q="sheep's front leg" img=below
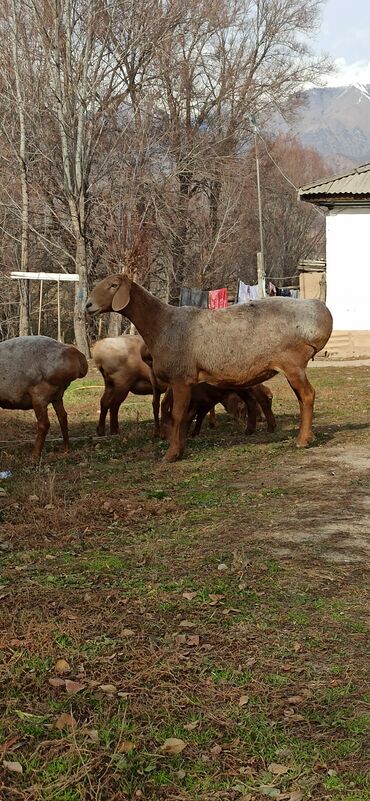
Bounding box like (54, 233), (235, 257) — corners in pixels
(236, 389), (257, 435)
(52, 399), (69, 452)
(160, 388), (173, 440)
(164, 384), (191, 462)
(152, 384), (162, 438)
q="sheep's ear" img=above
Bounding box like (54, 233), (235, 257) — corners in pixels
(112, 279), (130, 311)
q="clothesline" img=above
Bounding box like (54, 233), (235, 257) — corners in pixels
(179, 277), (301, 308)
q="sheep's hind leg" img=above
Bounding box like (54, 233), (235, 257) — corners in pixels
(164, 384), (191, 462)
(109, 391), (128, 435)
(97, 384), (116, 436)
(285, 367), (315, 447)
(52, 399), (69, 452)
(252, 387), (276, 432)
(31, 401), (50, 461)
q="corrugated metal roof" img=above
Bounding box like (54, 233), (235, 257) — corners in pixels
(299, 161), (370, 198)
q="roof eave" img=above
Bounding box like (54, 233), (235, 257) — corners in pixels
(299, 193), (370, 207)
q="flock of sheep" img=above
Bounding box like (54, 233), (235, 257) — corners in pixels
(0, 273), (333, 461)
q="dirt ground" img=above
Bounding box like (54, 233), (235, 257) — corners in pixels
(0, 363), (369, 801)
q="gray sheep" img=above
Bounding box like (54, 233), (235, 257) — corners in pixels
(0, 336), (88, 460)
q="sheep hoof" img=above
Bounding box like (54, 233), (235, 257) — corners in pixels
(296, 433), (314, 448)
(163, 450), (183, 462)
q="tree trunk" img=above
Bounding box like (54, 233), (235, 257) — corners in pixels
(18, 279), (29, 336)
(73, 235), (90, 356)
(11, 0), (30, 336)
(108, 313), (122, 337)
(169, 169), (192, 305)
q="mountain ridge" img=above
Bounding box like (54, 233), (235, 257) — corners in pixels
(274, 84), (370, 171)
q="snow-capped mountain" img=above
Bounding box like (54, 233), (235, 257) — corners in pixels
(275, 84), (370, 169)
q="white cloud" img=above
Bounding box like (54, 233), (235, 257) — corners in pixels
(320, 57), (370, 87)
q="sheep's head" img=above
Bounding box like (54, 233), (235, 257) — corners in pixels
(85, 274), (131, 316)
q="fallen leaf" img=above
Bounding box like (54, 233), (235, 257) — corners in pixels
(0, 735), (20, 755)
(85, 729), (100, 743)
(118, 740), (135, 753)
(208, 594), (225, 606)
(292, 642), (301, 653)
(176, 634), (187, 645)
(179, 620), (196, 629)
(217, 563), (228, 571)
(238, 695), (249, 707)
(283, 711), (305, 722)
(186, 635), (200, 647)
(210, 743), (222, 755)
(160, 737), (186, 755)
(286, 695), (304, 704)
(122, 628), (135, 637)
(327, 769), (337, 777)
(259, 785), (280, 798)
(268, 762), (290, 776)
(3, 760), (23, 774)
(64, 679), (85, 694)
(183, 721), (199, 731)
(177, 769), (186, 779)
(182, 592), (197, 601)
(117, 691), (129, 699)
(48, 677), (65, 688)
(55, 659), (70, 675)
(99, 684), (117, 694)
(55, 712), (76, 730)
(288, 792), (303, 801)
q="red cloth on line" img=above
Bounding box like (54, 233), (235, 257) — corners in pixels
(208, 288), (228, 309)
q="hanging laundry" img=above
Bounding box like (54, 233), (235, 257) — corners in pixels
(208, 287), (228, 309)
(267, 281), (277, 296)
(290, 289), (300, 299)
(237, 280), (259, 304)
(179, 287), (209, 308)
(276, 287), (292, 297)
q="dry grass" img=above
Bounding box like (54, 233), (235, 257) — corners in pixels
(0, 365), (369, 801)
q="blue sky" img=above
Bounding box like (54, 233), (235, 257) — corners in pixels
(314, 0), (370, 85)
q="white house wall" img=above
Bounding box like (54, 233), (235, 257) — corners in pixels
(326, 207), (370, 330)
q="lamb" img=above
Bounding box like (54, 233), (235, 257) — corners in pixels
(161, 382), (276, 439)
(86, 274), (333, 461)
(92, 334), (166, 437)
(0, 336), (88, 460)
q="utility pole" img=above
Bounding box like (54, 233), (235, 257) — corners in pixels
(250, 116), (266, 297)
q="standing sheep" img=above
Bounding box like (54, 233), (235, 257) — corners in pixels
(86, 274), (333, 461)
(92, 334), (166, 437)
(0, 336), (88, 460)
